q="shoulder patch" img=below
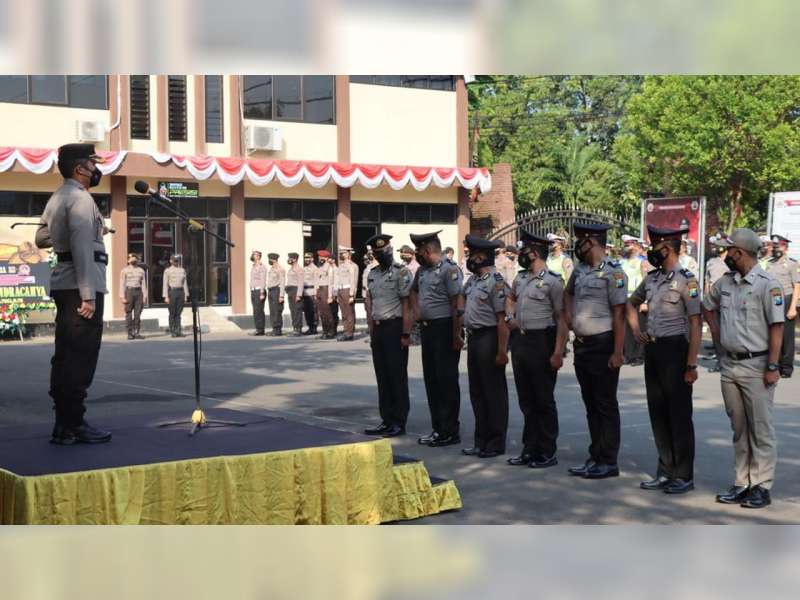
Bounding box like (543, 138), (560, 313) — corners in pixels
(687, 279), (699, 297)
(771, 287), (784, 306)
(612, 271), (625, 288)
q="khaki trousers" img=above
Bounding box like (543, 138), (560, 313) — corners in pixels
(720, 356), (777, 489)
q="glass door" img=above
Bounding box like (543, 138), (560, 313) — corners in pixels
(148, 221), (176, 305)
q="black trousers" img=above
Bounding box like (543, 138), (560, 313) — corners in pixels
(268, 286), (283, 332)
(331, 298), (340, 330)
(644, 336), (695, 480)
(286, 286), (303, 331)
(124, 287), (143, 336)
(50, 290), (104, 427)
(251, 289), (266, 333)
(371, 318), (410, 427)
(781, 294), (795, 376)
(467, 326), (508, 453)
(302, 292), (317, 331)
(573, 331), (621, 465)
(420, 318), (462, 437)
(510, 327), (559, 457)
(623, 311), (646, 363)
(167, 288), (185, 335)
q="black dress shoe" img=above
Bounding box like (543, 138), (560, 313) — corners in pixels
(716, 485), (750, 504)
(337, 335), (354, 342)
(418, 431), (438, 445)
(175, 333), (185, 338)
(134, 334), (145, 340)
(478, 450), (503, 458)
(740, 485), (771, 509)
(127, 334), (135, 340)
(381, 425), (406, 438)
(507, 452), (534, 466)
(52, 421), (112, 445)
(664, 478), (694, 494)
(461, 447), (482, 456)
(428, 434), (461, 447)
(529, 455), (558, 469)
(780, 372), (792, 379)
(288, 331), (302, 337)
(364, 423), (390, 435)
(248, 331), (265, 336)
(584, 463), (620, 479)
(568, 460), (595, 476)
(50, 423), (78, 445)
(640, 475), (671, 490)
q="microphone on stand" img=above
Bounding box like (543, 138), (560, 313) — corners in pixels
(134, 180), (174, 204)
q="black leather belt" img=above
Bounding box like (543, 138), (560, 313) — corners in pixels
(518, 326), (556, 336)
(574, 331), (613, 344)
(727, 350), (768, 360)
(467, 326), (496, 336)
(648, 334), (686, 343)
(419, 317), (453, 327)
(56, 251), (108, 265)
(374, 317), (402, 326)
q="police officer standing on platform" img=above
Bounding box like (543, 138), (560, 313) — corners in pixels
(363, 234), (414, 438)
(285, 252), (305, 336)
(301, 252), (318, 335)
(162, 254), (188, 337)
(703, 228), (784, 509)
(266, 253), (285, 336)
(627, 225), (702, 494)
(120, 252), (148, 340)
(461, 234), (510, 458)
(505, 231), (567, 468)
(765, 234), (799, 378)
(35, 143), (111, 445)
(564, 223), (627, 479)
(248, 250), (267, 336)
(411, 230), (464, 448)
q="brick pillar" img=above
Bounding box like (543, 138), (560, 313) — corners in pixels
(336, 186), (351, 249)
(469, 163), (514, 240)
(110, 175), (128, 319)
(230, 182), (246, 314)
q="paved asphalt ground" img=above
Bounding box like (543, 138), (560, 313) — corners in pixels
(2, 329), (799, 524)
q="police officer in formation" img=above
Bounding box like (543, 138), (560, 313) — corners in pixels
(363, 234), (414, 438)
(248, 250), (267, 336)
(301, 252), (318, 335)
(563, 223), (627, 479)
(266, 253), (285, 336)
(627, 225), (701, 494)
(120, 252), (148, 340)
(704, 235), (731, 372)
(315, 250), (336, 339)
(411, 230), (464, 448)
(620, 234), (649, 366)
(765, 234), (799, 378)
(335, 246), (359, 341)
(461, 234), (511, 458)
(504, 231), (567, 468)
(703, 228), (785, 509)
(285, 252), (305, 337)
(162, 254), (188, 337)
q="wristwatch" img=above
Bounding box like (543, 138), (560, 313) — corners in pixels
(766, 363), (780, 372)
(504, 315), (514, 323)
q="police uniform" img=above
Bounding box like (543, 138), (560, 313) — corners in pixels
(302, 252), (319, 334)
(162, 258), (188, 337)
(411, 230), (464, 446)
(621, 235), (647, 365)
(363, 234), (414, 437)
(462, 235), (510, 457)
(765, 234), (799, 377)
(703, 228), (785, 507)
(266, 253), (285, 336)
(315, 252), (336, 339)
(36, 143), (111, 444)
(507, 232), (565, 466)
(629, 225), (701, 492)
(249, 256), (267, 335)
(335, 247), (359, 341)
(705, 246), (731, 367)
(120, 258), (148, 339)
(565, 223), (628, 477)
(285, 252), (305, 336)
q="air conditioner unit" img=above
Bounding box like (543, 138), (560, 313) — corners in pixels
(76, 119), (106, 143)
(245, 124), (282, 152)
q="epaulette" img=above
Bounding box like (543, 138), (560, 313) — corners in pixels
(607, 259), (621, 269)
(647, 268), (660, 276)
(493, 272), (504, 281)
(724, 271), (736, 277)
(680, 268), (696, 279)
(548, 270), (560, 278)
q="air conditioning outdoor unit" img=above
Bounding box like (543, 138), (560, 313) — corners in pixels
(76, 119), (106, 142)
(245, 124), (282, 152)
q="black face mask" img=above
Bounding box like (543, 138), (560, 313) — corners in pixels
(318, 259), (326, 266)
(574, 240), (593, 264)
(724, 252), (738, 271)
(647, 248), (667, 269)
(774, 249), (784, 259)
(376, 250), (393, 268)
(414, 252), (427, 267)
(518, 252), (532, 270)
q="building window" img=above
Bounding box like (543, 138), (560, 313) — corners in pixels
(0, 75), (108, 108)
(129, 75), (150, 139)
(205, 75), (224, 143)
(244, 198), (272, 219)
(168, 75), (188, 141)
(302, 200), (336, 221)
(351, 201), (457, 224)
(242, 75), (335, 124)
(351, 202), (380, 224)
(380, 203), (405, 223)
(349, 75), (456, 91)
(273, 199), (302, 220)
(0, 191), (110, 217)
(430, 204), (457, 223)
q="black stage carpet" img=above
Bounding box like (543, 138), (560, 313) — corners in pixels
(0, 409), (375, 477)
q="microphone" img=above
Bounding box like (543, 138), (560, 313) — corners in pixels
(134, 180), (173, 203)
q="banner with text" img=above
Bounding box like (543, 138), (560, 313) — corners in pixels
(769, 192), (800, 261)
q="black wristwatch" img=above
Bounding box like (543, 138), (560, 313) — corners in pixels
(767, 363), (780, 372)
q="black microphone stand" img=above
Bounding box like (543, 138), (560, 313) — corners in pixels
(139, 191), (245, 436)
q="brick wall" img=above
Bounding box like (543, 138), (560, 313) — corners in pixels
(470, 163), (514, 238)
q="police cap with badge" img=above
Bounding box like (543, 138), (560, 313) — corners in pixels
(410, 230), (443, 248)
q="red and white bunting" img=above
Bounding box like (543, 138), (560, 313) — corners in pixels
(0, 147), (127, 175)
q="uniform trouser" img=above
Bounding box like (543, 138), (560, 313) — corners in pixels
(420, 318), (461, 438)
(268, 286), (283, 332)
(167, 288), (185, 335)
(371, 317), (410, 427)
(644, 335), (695, 480)
(331, 297), (340, 329)
(302, 291), (317, 331)
(510, 327), (558, 457)
(50, 290), (104, 427)
(317, 286), (335, 336)
(124, 287), (144, 336)
(720, 356), (777, 490)
(573, 331), (621, 465)
(623, 311), (646, 363)
(286, 286), (303, 331)
(337, 289), (355, 336)
(780, 294), (795, 376)
(467, 326), (508, 453)
(251, 289), (266, 333)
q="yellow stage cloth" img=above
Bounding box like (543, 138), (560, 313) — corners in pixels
(0, 439), (460, 525)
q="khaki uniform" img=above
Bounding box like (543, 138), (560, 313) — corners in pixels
(250, 263), (267, 334)
(704, 266), (785, 490)
(285, 263), (305, 333)
(336, 260), (359, 337)
(267, 263), (285, 334)
(162, 265), (188, 336)
(302, 262), (318, 333)
(120, 264), (148, 337)
(765, 255), (799, 376)
(316, 262), (335, 337)
(621, 256), (647, 364)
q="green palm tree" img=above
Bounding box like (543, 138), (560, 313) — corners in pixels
(529, 135), (602, 206)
